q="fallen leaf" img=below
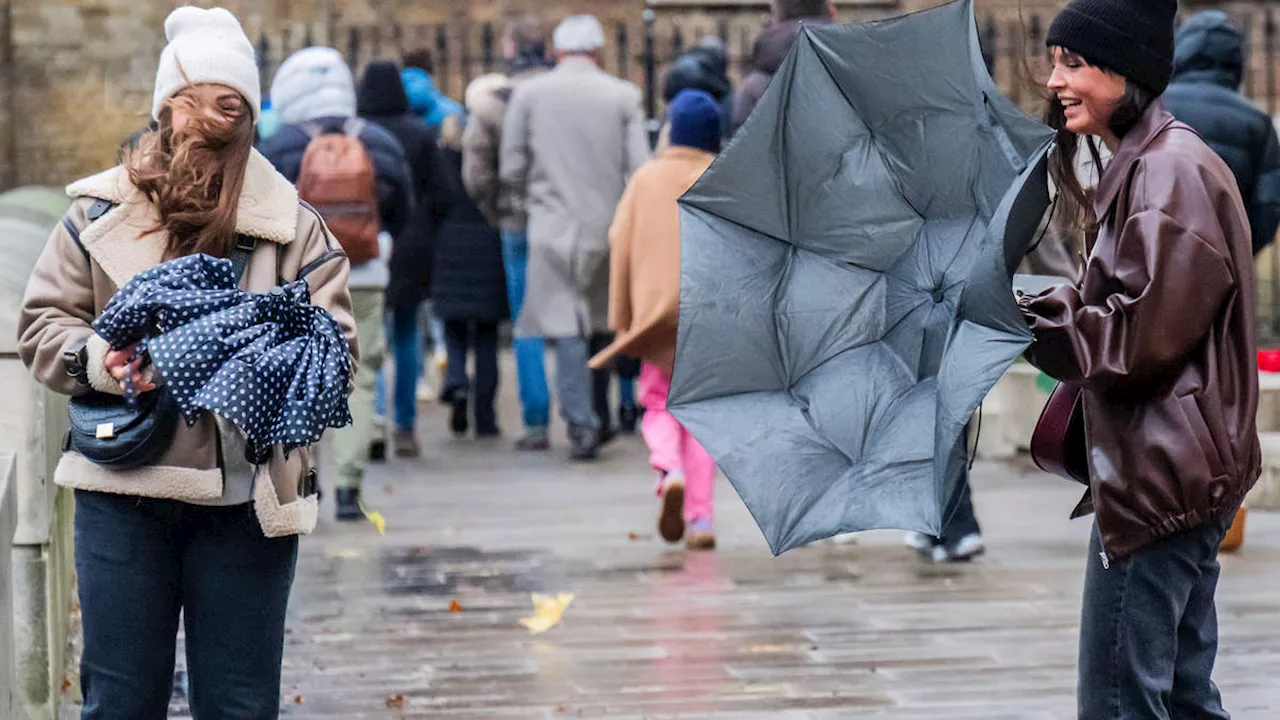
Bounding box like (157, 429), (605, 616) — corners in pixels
(383, 484), (394, 494)
(293, 695), (303, 704)
(519, 593), (575, 634)
(327, 548), (365, 560)
(627, 532), (652, 542)
(386, 693), (406, 709)
(61, 676), (72, 692)
(448, 600), (463, 613)
(358, 500), (387, 535)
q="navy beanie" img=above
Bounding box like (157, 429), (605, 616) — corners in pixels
(668, 89), (722, 153)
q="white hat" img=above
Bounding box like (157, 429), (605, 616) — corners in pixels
(269, 47), (357, 126)
(553, 15), (606, 53)
(152, 7), (261, 123)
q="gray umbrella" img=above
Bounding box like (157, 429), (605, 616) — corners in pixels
(668, 0), (1055, 555)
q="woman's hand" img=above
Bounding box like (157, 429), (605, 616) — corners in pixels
(104, 343), (158, 394)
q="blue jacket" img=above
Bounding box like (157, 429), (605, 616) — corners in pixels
(401, 68), (464, 130)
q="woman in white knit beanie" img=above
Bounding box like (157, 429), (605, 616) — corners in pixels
(17, 7), (356, 718)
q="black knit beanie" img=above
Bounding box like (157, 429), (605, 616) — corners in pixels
(1046, 0), (1178, 95)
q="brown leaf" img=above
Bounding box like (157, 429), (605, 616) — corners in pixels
(383, 484), (394, 494)
(628, 532), (652, 542)
(386, 693), (407, 709)
(448, 600), (463, 613)
(293, 695), (303, 704)
(61, 676), (72, 692)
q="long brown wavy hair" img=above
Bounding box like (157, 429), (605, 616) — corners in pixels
(124, 85), (255, 259)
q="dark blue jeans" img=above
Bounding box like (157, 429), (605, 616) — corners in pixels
(75, 490), (298, 720)
(374, 304), (422, 431)
(443, 319), (501, 429)
(1078, 517), (1232, 719)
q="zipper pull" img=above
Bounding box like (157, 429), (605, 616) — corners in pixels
(1099, 551), (1110, 570)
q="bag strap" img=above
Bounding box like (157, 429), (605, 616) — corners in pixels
(229, 235), (258, 283)
(62, 199), (118, 263)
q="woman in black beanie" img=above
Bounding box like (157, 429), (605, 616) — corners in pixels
(1019, 0), (1259, 716)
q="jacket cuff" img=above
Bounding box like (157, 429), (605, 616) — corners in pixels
(85, 335), (124, 396)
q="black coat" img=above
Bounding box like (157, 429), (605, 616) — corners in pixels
(431, 143), (509, 322)
(1163, 11), (1280, 255)
(358, 61), (448, 309)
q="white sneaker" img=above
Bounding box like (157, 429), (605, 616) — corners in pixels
(903, 531), (933, 553)
(933, 533), (986, 563)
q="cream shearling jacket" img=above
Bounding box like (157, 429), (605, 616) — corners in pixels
(17, 149), (358, 537)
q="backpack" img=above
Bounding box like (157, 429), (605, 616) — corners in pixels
(295, 119), (381, 265)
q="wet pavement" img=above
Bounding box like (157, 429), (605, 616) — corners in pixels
(69, 363), (1280, 718)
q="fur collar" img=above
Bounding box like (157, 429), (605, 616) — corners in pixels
(65, 149), (299, 245)
(63, 149), (299, 289)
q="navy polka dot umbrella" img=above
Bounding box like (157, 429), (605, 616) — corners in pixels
(94, 254), (353, 459)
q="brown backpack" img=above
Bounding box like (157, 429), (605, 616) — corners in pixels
(296, 119), (381, 264)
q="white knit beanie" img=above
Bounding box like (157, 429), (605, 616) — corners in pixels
(152, 7), (261, 123)
(553, 15), (606, 54)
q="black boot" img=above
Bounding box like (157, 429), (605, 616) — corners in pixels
(569, 425), (600, 461)
(335, 488), (362, 522)
(619, 403), (640, 434)
(474, 401), (500, 438)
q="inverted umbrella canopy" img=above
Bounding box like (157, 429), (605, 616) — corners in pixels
(94, 254), (353, 457)
(668, 0), (1055, 554)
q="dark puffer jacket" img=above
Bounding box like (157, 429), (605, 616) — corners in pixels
(1163, 10), (1280, 255)
(358, 61), (448, 309)
(431, 117), (509, 323)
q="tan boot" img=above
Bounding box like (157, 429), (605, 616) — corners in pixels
(685, 519), (716, 551)
(657, 476), (686, 543)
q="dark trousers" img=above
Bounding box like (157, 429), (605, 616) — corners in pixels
(1078, 518), (1232, 719)
(590, 332), (614, 433)
(443, 320), (501, 430)
(938, 472), (981, 544)
(75, 490), (298, 720)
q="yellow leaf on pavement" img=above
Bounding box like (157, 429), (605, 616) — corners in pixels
(519, 593), (575, 634)
(358, 501), (387, 535)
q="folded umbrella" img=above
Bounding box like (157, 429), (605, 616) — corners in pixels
(94, 254), (353, 458)
(668, 0), (1055, 554)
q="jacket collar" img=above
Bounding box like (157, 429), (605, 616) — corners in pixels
(1092, 100), (1177, 223)
(555, 56), (603, 74)
(661, 146), (716, 164)
(63, 149), (299, 288)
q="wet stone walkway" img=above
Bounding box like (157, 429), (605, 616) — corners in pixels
(73, 369), (1280, 718)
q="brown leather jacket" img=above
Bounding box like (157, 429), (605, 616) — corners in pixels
(1024, 100), (1260, 562)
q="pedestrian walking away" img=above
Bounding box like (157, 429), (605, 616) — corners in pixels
(433, 108), (510, 439)
(463, 13), (554, 451)
(261, 46), (415, 522)
(499, 14), (650, 461)
(1162, 9), (1280, 256)
(732, 0), (835, 136)
(358, 60), (449, 459)
(590, 89), (721, 549)
(17, 7), (357, 717)
(1020, 0), (1260, 715)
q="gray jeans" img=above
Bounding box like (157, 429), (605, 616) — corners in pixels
(1078, 517), (1233, 719)
(551, 336), (600, 432)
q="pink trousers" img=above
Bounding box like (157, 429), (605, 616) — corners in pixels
(640, 362), (716, 523)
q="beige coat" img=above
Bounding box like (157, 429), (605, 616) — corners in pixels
(18, 149), (357, 538)
(590, 147), (714, 374)
(499, 57), (651, 338)
(461, 69), (546, 231)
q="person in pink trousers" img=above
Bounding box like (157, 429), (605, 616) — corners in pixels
(590, 90), (721, 549)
